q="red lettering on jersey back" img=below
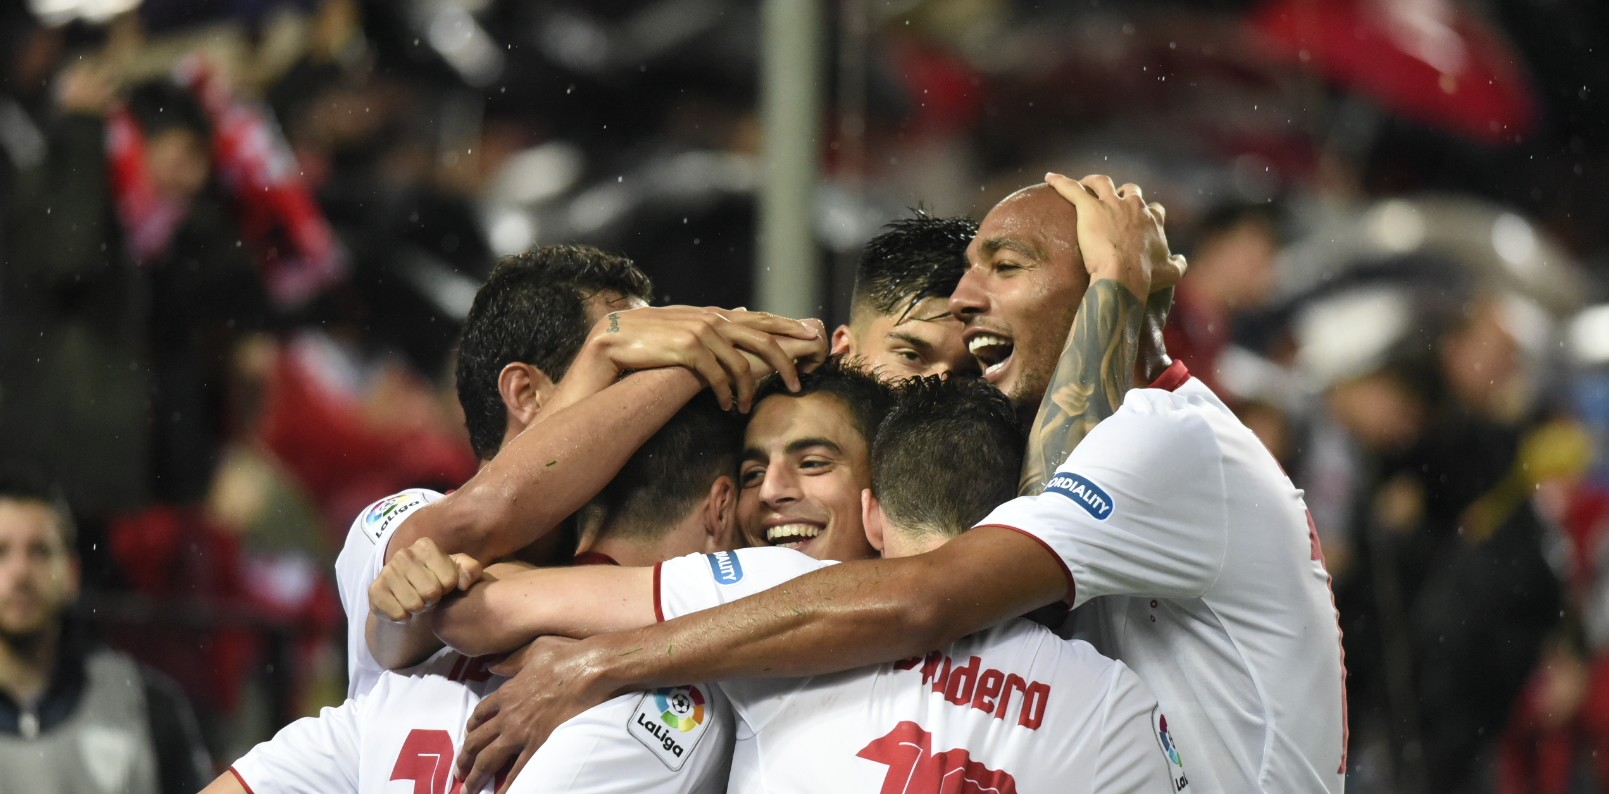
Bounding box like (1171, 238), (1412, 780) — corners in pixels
(858, 721), (1018, 794)
(905, 651), (1051, 730)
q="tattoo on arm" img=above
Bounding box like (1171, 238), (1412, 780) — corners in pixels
(1018, 279), (1146, 495)
(606, 313), (621, 334)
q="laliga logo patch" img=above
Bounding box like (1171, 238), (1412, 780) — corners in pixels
(629, 685), (712, 770)
(707, 551), (744, 585)
(1046, 473), (1114, 520)
(1153, 708), (1189, 791)
(361, 491), (431, 543)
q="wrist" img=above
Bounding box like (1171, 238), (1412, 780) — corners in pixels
(576, 634), (636, 700)
(1087, 264), (1148, 301)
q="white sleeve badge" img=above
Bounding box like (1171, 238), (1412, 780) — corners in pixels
(628, 685), (713, 771)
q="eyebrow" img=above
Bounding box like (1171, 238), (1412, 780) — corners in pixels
(978, 236), (1045, 262)
(884, 331), (934, 351)
(740, 437), (845, 463)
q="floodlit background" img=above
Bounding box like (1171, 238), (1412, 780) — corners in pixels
(2, 1), (1608, 791)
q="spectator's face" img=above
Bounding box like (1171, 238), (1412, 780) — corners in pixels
(145, 128), (211, 202)
(837, 296), (977, 381)
(0, 500), (77, 643)
(951, 185), (1087, 409)
(737, 392), (877, 562)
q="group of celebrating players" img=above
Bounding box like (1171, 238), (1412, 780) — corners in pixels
(202, 173), (1347, 793)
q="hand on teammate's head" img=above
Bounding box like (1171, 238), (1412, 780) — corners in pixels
(1043, 173), (1178, 298)
(582, 305), (825, 412)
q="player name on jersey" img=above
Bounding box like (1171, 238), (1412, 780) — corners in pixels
(895, 650), (1051, 729)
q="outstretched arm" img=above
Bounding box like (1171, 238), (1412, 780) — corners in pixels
(432, 563), (656, 657)
(388, 308), (825, 567)
(456, 525), (1067, 791)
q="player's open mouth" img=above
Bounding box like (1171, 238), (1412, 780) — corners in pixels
(766, 523), (822, 549)
(967, 334), (1014, 382)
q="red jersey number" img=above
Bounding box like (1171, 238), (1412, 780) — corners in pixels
(858, 720), (1018, 794)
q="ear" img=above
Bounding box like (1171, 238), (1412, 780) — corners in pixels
(830, 324), (856, 356)
(861, 488), (885, 554)
(702, 475), (741, 551)
(498, 362), (557, 432)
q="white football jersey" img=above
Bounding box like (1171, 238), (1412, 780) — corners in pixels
(335, 488), (445, 698)
(657, 547), (1188, 793)
(979, 368), (1348, 793)
(232, 648), (734, 793)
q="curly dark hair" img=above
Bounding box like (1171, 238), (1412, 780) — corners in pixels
(455, 245), (654, 459)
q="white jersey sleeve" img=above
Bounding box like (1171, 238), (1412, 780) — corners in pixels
(655, 547), (832, 620)
(977, 388), (1230, 608)
(230, 696), (362, 794)
(334, 488), (446, 697)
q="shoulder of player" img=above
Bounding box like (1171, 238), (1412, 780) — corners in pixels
(968, 619), (1123, 677)
(344, 488), (446, 547)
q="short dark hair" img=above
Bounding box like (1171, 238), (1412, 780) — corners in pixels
(753, 356), (899, 449)
(0, 469), (76, 547)
(872, 376), (1025, 537)
(851, 211), (977, 323)
(594, 394), (744, 540)
(455, 244), (655, 459)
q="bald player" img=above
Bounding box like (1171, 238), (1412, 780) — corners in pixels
(457, 175), (1346, 794)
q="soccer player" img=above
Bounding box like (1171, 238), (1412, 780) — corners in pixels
(828, 211), (979, 380)
(729, 359), (895, 559)
(437, 376), (1189, 792)
(457, 175), (1346, 794)
(205, 397), (746, 793)
(334, 244), (825, 695)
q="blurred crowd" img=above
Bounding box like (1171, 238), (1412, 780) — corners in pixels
(2, 0), (1608, 791)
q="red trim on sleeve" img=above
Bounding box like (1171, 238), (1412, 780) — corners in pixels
(652, 562), (666, 623)
(977, 524), (1077, 606)
(1148, 360), (1190, 392)
(227, 767), (258, 794)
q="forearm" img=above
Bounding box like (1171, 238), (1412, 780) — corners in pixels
(367, 612), (443, 670)
(1137, 287), (1176, 384)
(405, 367), (702, 562)
(1018, 277), (1147, 495)
(435, 564), (654, 656)
(574, 529), (1064, 695)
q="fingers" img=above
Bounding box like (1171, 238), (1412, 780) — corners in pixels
(1044, 172), (1098, 210)
(709, 307), (821, 340)
(458, 698), (501, 785)
(497, 746), (539, 794)
(696, 323), (757, 412)
(1153, 254), (1188, 291)
(1117, 183), (1144, 203)
(1148, 201), (1167, 227)
(1080, 174), (1119, 200)
(713, 322), (801, 393)
(450, 553), (484, 591)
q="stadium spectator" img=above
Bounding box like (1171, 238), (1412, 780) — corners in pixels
(0, 472), (210, 794)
